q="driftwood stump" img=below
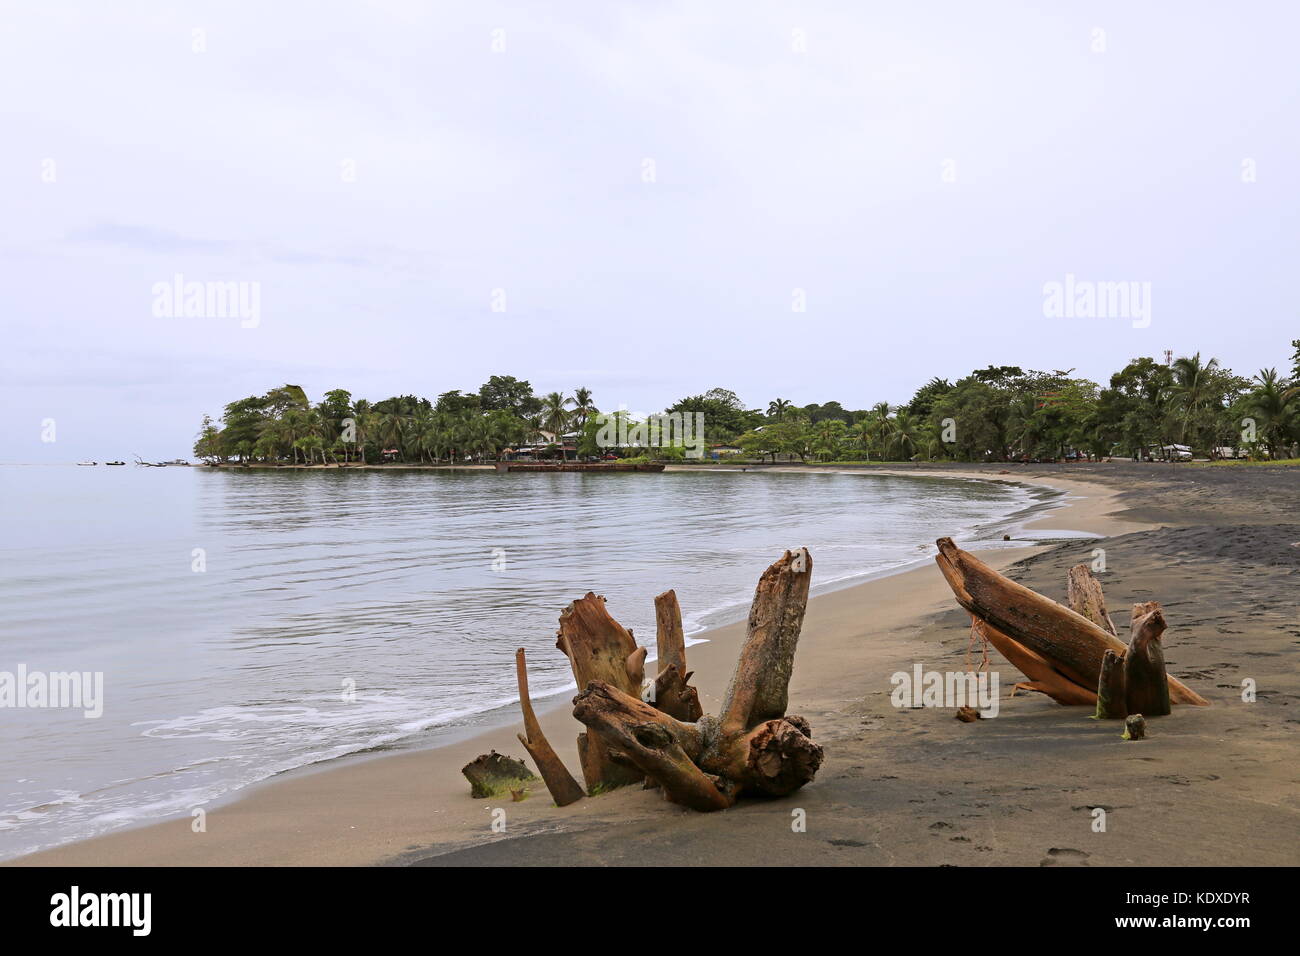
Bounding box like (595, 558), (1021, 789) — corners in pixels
(1124, 602), (1171, 717)
(572, 549), (823, 811)
(1095, 649), (1127, 719)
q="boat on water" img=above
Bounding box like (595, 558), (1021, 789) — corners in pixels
(105, 461), (125, 466)
(76, 461), (97, 466)
(493, 461), (666, 473)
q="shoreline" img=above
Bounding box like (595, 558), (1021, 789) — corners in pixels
(9, 469), (1132, 866)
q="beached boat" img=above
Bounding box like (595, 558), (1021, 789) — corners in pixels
(493, 461), (665, 473)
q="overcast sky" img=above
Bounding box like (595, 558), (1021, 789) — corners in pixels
(2, 1), (1296, 459)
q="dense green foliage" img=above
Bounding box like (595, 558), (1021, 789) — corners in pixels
(196, 348), (1300, 464)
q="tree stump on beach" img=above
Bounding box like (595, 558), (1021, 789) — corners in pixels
(1123, 602), (1171, 717)
(1094, 649), (1127, 719)
(572, 549), (823, 811)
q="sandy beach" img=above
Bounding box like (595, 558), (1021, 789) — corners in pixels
(12, 464), (1297, 867)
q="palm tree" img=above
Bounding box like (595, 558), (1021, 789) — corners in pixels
(1170, 352), (1221, 445)
(1247, 368), (1297, 458)
(812, 419), (845, 461)
(767, 398), (792, 421)
(572, 387), (597, 430)
(850, 419), (872, 460)
(540, 392), (574, 459)
(409, 409), (439, 463)
(889, 410), (922, 461)
(869, 402), (893, 458)
(350, 399), (372, 463)
(376, 408), (411, 459)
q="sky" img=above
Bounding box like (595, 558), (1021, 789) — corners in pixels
(2, 1), (1297, 460)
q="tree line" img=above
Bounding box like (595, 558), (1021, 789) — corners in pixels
(194, 344), (1300, 464)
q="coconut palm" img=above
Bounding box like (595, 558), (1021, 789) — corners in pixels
(869, 402), (893, 458)
(540, 391), (574, 457)
(375, 408), (411, 459)
(1169, 352), (1221, 444)
(850, 419), (873, 459)
(889, 410), (922, 461)
(1247, 368), (1298, 457)
(572, 387), (597, 430)
(767, 398), (792, 421)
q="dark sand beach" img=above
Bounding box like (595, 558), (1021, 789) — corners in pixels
(12, 463), (1298, 867)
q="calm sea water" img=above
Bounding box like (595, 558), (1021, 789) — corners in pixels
(0, 465), (1058, 858)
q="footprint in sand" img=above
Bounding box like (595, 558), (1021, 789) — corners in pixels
(1040, 847), (1090, 867)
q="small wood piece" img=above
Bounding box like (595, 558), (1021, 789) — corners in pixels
(461, 750), (538, 799)
(515, 648), (585, 806)
(1122, 714), (1147, 740)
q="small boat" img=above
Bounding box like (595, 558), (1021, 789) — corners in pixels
(76, 461), (97, 466)
(105, 461), (125, 466)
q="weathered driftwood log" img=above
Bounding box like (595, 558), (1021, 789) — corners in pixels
(934, 538), (1207, 706)
(1124, 602), (1171, 717)
(461, 750), (538, 799)
(1066, 564), (1117, 636)
(652, 589), (703, 722)
(1095, 649), (1128, 719)
(515, 648), (585, 806)
(974, 616), (1096, 706)
(556, 593), (645, 792)
(572, 549), (823, 811)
